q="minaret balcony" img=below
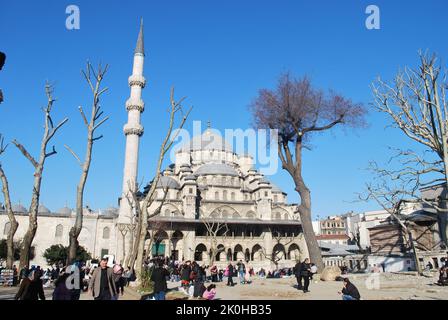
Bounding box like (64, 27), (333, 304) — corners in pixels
(126, 98), (145, 112)
(123, 123), (144, 136)
(128, 74), (146, 88)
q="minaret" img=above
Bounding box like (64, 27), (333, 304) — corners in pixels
(118, 19), (146, 225)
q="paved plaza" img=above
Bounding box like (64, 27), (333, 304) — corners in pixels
(3, 272), (444, 301)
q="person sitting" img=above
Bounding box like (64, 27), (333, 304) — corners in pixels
(202, 284), (217, 300)
(338, 278), (361, 300)
(438, 267), (448, 286)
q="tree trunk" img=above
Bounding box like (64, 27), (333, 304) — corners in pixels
(292, 139), (324, 272)
(68, 133), (93, 264)
(0, 165), (19, 269)
(408, 231), (422, 275)
(19, 163), (44, 270)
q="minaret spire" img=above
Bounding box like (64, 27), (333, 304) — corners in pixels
(135, 18), (144, 56)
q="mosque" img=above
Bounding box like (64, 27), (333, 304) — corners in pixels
(0, 21), (307, 270)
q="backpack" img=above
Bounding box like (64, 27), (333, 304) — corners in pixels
(224, 267), (229, 277)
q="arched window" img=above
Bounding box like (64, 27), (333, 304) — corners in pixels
(103, 227), (110, 239)
(215, 191), (219, 200)
(164, 209), (170, 216)
(274, 195), (278, 202)
(3, 222), (11, 235)
(231, 192), (235, 201)
(55, 224), (63, 238)
(223, 190), (228, 201)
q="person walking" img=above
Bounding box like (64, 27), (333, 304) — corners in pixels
(338, 278), (361, 300)
(150, 260), (170, 300)
(294, 260), (303, 290)
(245, 263), (252, 284)
(210, 265), (218, 282)
(226, 263), (234, 286)
(112, 264), (125, 299)
(14, 270), (46, 300)
(88, 258), (117, 300)
(300, 258), (312, 293)
(237, 260), (246, 284)
(52, 269), (71, 300)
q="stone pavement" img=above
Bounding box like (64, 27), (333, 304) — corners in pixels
(2, 272), (447, 300)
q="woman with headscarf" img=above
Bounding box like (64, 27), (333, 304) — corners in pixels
(15, 270), (46, 300)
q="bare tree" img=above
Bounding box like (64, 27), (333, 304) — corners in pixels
(126, 182), (168, 274)
(201, 215), (229, 265)
(259, 226), (297, 270)
(250, 73), (365, 271)
(360, 178), (423, 275)
(126, 88), (191, 280)
(371, 52), (448, 247)
(65, 62), (109, 264)
(0, 134), (18, 268)
(12, 84), (68, 269)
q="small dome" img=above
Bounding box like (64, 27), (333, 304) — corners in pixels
(12, 204), (27, 213)
(57, 206), (72, 215)
(156, 176), (180, 189)
(38, 204), (51, 213)
(194, 163), (239, 177)
(102, 207), (119, 216)
(184, 174), (197, 181)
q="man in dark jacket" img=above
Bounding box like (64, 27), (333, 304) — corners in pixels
(294, 261), (303, 290)
(300, 258), (311, 293)
(150, 260), (170, 300)
(339, 278), (361, 300)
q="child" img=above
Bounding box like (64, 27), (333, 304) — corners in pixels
(202, 284), (217, 300)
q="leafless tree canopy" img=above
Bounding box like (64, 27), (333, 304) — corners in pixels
(12, 83), (68, 269)
(251, 73), (366, 148)
(250, 72), (365, 271)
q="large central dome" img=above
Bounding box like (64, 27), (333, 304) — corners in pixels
(180, 129), (233, 153)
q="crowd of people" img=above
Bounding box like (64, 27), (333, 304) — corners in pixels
(6, 258), (135, 300)
(4, 253), (448, 300)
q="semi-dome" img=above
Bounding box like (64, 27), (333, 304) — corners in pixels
(38, 204), (51, 213)
(156, 176), (180, 189)
(101, 207), (119, 216)
(57, 206), (72, 215)
(180, 129), (233, 153)
(194, 163), (239, 176)
(12, 204), (27, 213)
(184, 174), (197, 181)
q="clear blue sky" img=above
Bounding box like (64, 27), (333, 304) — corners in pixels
(0, 0), (447, 219)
